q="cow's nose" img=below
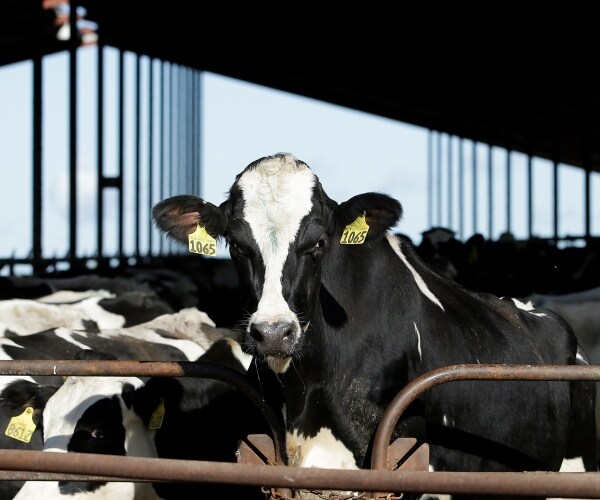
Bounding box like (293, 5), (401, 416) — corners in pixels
(249, 321), (295, 354)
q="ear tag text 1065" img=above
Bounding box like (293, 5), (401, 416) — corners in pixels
(5, 407), (36, 443)
(188, 224), (217, 257)
(340, 212), (369, 245)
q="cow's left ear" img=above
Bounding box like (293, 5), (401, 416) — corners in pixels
(333, 193), (402, 239)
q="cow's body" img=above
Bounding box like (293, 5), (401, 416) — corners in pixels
(153, 153), (597, 498)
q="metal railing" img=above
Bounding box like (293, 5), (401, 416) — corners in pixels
(0, 361), (599, 498)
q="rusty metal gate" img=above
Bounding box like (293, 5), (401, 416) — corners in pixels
(1, 361), (599, 499)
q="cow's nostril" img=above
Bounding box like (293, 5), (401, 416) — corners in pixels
(249, 324), (265, 342)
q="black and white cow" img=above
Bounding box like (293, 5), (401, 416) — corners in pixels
(0, 287), (174, 336)
(12, 350), (161, 500)
(153, 153), (597, 498)
(12, 339), (281, 499)
(0, 379), (59, 499)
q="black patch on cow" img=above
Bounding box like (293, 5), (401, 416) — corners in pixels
(319, 284), (347, 327)
(58, 396), (126, 494)
(81, 319), (100, 333)
(99, 293), (174, 327)
(74, 349), (117, 361)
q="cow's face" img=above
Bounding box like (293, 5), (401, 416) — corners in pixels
(225, 155), (335, 371)
(153, 153), (401, 373)
(13, 373), (159, 499)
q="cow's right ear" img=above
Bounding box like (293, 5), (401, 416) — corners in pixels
(152, 195), (227, 245)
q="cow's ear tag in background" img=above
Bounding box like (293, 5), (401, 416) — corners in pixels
(340, 212), (369, 245)
(5, 407), (36, 443)
(149, 398), (165, 430)
(188, 224), (217, 257)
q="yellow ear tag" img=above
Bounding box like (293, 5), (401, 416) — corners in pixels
(340, 212), (369, 245)
(148, 398), (165, 430)
(5, 407), (36, 443)
(188, 224), (217, 257)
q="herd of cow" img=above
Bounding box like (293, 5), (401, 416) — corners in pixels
(0, 152), (598, 500)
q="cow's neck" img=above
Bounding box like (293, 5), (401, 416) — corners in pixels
(278, 234), (426, 467)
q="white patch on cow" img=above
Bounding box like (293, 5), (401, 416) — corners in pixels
(576, 348), (589, 364)
(13, 476), (159, 499)
(511, 297), (535, 310)
(0, 295), (125, 336)
(443, 414), (449, 426)
(414, 322), (422, 361)
(510, 297), (548, 317)
(558, 456), (585, 472)
(14, 375), (160, 499)
(54, 327), (91, 350)
(37, 289), (114, 304)
(386, 234), (444, 311)
(238, 154), (315, 333)
(267, 356), (292, 374)
(287, 427), (358, 469)
(225, 338), (253, 371)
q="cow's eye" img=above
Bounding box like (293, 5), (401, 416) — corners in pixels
(90, 428), (104, 439)
(311, 239), (325, 256)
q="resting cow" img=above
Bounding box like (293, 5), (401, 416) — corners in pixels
(153, 152), (597, 499)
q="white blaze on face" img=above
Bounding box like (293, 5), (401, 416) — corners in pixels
(238, 154), (316, 329)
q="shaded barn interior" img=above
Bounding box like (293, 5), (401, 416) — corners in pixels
(1, 1), (599, 323)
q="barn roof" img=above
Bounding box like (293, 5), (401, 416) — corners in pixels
(3, 1), (598, 173)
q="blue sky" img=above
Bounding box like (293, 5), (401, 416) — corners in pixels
(0, 46), (598, 268)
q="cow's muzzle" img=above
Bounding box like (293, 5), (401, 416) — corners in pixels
(248, 320), (297, 357)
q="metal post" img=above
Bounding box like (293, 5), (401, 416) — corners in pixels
(96, 43), (104, 259)
(68, 0), (78, 264)
(32, 55), (43, 272)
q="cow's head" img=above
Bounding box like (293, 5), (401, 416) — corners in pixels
(153, 153), (401, 372)
(13, 350), (159, 499)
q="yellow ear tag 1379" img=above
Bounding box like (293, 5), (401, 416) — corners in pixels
(149, 398), (165, 430)
(5, 407), (36, 443)
(188, 224), (217, 257)
(340, 212), (369, 245)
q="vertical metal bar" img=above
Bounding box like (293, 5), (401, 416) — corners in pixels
(96, 43), (104, 260)
(69, 1), (78, 262)
(527, 154), (533, 238)
(584, 169), (591, 240)
(169, 64), (175, 253)
(117, 50), (125, 258)
(192, 70), (198, 194)
(32, 56), (43, 272)
(437, 132), (442, 226)
(447, 135), (453, 229)
(427, 130), (433, 228)
(506, 150), (512, 235)
(148, 58), (154, 255)
(487, 144), (493, 239)
(159, 62), (165, 254)
(197, 71), (203, 197)
(458, 137), (464, 240)
(553, 160), (559, 240)
(134, 54), (141, 257)
(472, 141), (478, 234)
(188, 68), (192, 193)
(169, 65), (174, 200)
